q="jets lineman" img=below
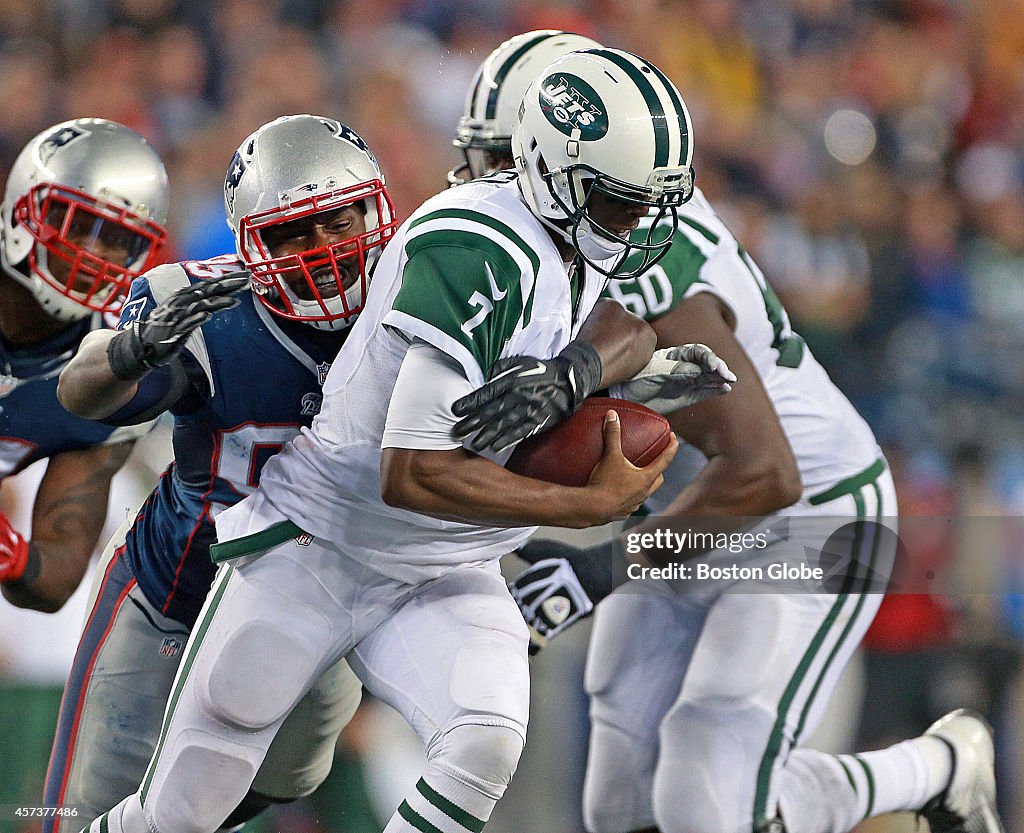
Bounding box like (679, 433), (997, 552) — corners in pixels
(83, 49), (699, 833)
(509, 97), (1004, 833)
(53, 115), (389, 831)
(447, 29), (1004, 833)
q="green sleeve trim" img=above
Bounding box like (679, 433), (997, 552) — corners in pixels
(395, 229), (530, 374)
(409, 208), (541, 274)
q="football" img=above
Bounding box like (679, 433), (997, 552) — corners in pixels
(505, 397), (673, 487)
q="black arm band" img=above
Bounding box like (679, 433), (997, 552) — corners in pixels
(560, 341), (603, 406)
(106, 326), (151, 381)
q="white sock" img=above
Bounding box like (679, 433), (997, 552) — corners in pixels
(777, 738), (951, 833)
(86, 795), (146, 833)
(383, 762), (500, 833)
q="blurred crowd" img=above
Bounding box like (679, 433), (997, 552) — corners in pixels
(2, 0), (1024, 830)
(2, 0), (1022, 466)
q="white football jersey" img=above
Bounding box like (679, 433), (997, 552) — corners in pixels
(218, 175), (609, 582)
(602, 187), (881, 503)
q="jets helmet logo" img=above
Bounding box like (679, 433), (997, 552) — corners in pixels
(539, 74), (608, 140)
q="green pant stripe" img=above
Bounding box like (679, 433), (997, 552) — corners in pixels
(398, 800), (446, 833)
(852, 754), (876, 818)
(808, 459), (885, 505)
(837, 758), (857, 794)
(750, 489), (873, 827)
(416, 778), (486, 832)
(141, 564), (234, 801)
(792, 484), (886, 745)
(99, 813), (109, 833)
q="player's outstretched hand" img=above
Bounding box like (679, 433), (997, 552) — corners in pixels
(610, 344), (735, 414)
(582, 410), (677, 524)
(107, 272), (251, 380)
(511, 556), (595, 654)
(451, 342), (603, 453)
(511, 538), (616, 654)
(0, 510), (29, 585)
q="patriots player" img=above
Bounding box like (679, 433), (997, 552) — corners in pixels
(80, 49), (706, 833)
(0, 118), (169, 613)
(457, 34), (1004, 833)
(48, 115), (388, 831)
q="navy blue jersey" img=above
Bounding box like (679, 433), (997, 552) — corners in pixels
(0, 312), (143, 478)
(115, 254), (345, 626)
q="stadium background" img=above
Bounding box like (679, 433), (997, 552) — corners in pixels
(1, 0), (1024, 831)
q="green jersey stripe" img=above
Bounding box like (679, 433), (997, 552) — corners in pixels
(410, 208), (541, 275)
(591, 49), (669, 168)
(416, 778), (487, 832)
(679, 215), (720, 246)
(397, 801), (445, 833)
(485, 32), (554, 121)
(142, 565), (234, 801)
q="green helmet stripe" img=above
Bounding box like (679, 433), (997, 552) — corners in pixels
(635, 56), (691, 166)
(485, 32), (557, 121)
(587, 49), (669, 168)
(467, 63), (487, 119)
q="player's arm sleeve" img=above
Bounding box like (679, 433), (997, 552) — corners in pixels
(382, 340), (474, 451)
(382, 219), (538, 387)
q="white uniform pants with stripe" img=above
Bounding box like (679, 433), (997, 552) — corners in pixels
(43, 519), (363, 833)
(583, 464), (897, 833)
(91, 526), (530, 833)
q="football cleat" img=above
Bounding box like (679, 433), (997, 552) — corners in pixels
(918, 709), (1005, 833)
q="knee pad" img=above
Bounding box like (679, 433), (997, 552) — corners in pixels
(427, 721), (525, 798)
(583, 720), (659, 833)
(652, 701), (774, 833)
(197, 621), (320, 731)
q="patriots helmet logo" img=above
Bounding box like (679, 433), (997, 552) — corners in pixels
(39, 124), (86, 163)
(225, 152), (246, 212)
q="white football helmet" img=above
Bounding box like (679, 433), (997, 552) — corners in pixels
(512, 48), (695, 279)
(450, 30), (601, 185)
(1, 118), (169, 320)
(225, 114), (397, 331)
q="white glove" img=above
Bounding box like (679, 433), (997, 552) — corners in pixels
(609, 344), (736, 414)
(509, 557), (595, 654)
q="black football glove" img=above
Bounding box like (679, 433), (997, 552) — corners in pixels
(511, 539), (615, 654)
(451, 342), (602, 453)
(107, 272), (250, 381)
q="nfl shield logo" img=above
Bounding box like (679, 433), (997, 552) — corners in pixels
(160, 637), (183, 658)
(316, 362), (331, 386)
(295, 533), (314, 547)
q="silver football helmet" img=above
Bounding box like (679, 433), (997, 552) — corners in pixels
(1, 118), (169, 320)
(512, 48), (695, 279)
(450, 30), (601, 185)
(225, 114), (397, 331)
